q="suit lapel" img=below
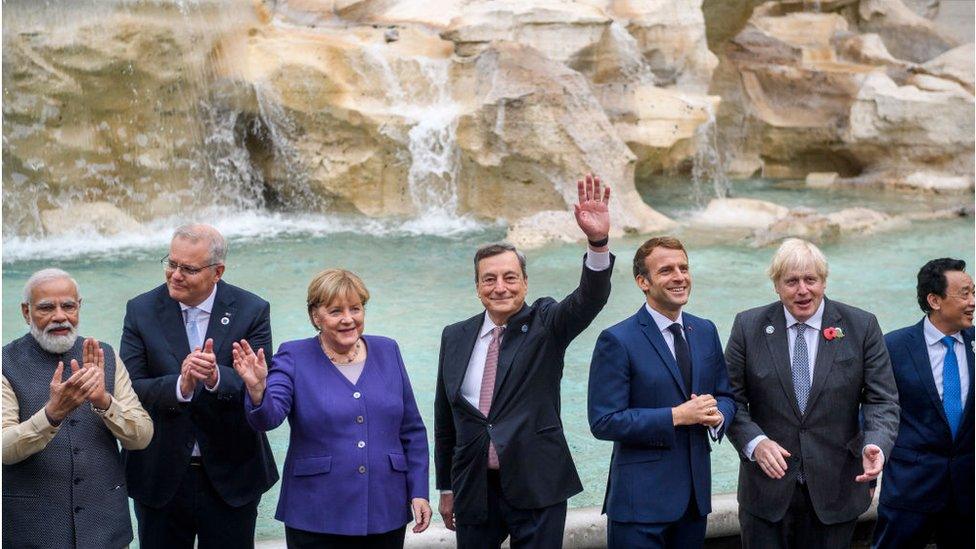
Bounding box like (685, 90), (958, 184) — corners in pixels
(158, 290), (191, 365)
(445, 314), (482, 416)
(685, 316), (705, 395)
(206, 281), (237, 359)
(762, 304), (803, 420)
(907, 321), (948, 425)
(637, 306), (688, 399)
(492, 304), (531, 401)
(805, 299), (841, 415)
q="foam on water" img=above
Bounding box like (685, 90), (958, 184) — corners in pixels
(1, 209), (494, 263)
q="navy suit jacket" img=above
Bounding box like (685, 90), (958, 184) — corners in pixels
(880, 321), (974, 514)
(120, 280), (279, 508)
(588, 306), (736, 523)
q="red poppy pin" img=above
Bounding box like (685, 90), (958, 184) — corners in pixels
(823, 327), (844, 341)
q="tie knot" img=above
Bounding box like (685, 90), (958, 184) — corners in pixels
(795, 323), (807, 335)
(185, 307), (199, 323)
(667, 323), (684, 337)
(491, 326), (505, 340)
(941, 335), (956, 350)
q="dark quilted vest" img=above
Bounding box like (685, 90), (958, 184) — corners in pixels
(2, 335), (132, 549)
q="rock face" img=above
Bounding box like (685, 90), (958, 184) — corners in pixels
(711, 0), (975, 190)
(2, 0), (973, 245)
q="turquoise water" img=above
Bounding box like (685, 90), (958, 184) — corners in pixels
(3, 182), (973, 540)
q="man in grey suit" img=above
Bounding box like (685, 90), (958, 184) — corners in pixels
(725, 238), (899, 548)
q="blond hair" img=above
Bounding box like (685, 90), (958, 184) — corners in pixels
(767, 238), (829, 283)
(306, 269), (370, 330)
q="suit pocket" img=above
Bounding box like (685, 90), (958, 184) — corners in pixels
(890, 447), (919, 464)
(389, 453), (408, 472)
(536, 425), (561, 434)
(293, 456), (332, 476)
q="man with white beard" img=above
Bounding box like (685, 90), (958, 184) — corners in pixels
(2, 268), (153, 549)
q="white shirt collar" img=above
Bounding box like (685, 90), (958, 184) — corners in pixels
(645, 302), (684, 332)
(783, 298), (824, 331)
(179, 284), (217, 315)
(479, 311), (504, 339)
(923, 316), (963, 347)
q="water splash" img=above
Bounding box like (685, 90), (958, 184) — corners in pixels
(690, 100), (731, 205)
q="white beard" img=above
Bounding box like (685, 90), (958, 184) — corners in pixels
(30, 321), (77, 354)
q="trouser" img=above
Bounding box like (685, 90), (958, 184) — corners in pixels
(455, 470), (568, 549)
(134, 460), (259, 549)
(739, 482), (857, 549)
(872, 500), (973, 549)
(285, 525), (407, 549)
(607, 493), (707, 548)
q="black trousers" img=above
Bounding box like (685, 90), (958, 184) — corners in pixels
(134, 462), (259, 549)
(872, 500), (973, 549)
(739, 482), (857, 549)
(455, 470), (568, 549)
(285, 525), (406, 549)
(608, 493), (707, 549)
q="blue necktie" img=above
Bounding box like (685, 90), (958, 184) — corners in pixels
(792, 323), (811, 414)
(185, 307), (203, 350)
(941, 336), (962, 438)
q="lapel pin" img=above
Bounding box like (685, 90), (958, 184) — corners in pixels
(521, 324), (528, 333)
(765, 325), (775, 335)
(221, 315), (231, 326)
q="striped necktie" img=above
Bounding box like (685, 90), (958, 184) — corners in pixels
(479, 326), (504, 469)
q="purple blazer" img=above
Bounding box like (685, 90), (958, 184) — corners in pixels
(245, 335), (429, 535)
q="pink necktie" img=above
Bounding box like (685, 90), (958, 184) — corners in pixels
(479, 326), (504, 469)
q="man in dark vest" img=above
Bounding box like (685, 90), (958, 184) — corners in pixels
(2, 268), (153, 549)
(121, 223), (278, 548)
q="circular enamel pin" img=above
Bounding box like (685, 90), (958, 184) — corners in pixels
(765, 325), (774, 334)
(521, 324), (528, 333)
(221, 316), (230, 325)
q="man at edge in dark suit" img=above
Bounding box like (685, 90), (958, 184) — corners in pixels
(588, 236), (736, 548)
(121, 224), (278, 548)
(435, 174), (614, 549)
(725, 238), (899, 549)
(872, 258), (974, 549)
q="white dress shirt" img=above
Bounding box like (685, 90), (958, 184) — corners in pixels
(923, 316), (969, 408)
(174, 285), (220, 457)
(644, 304), (723, 438)
(460, 249), (611, 409)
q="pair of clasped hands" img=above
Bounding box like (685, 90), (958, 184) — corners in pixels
(671, 393), (723, 428)
(44, 338), (111, 424)
(179, 338), (219, 399)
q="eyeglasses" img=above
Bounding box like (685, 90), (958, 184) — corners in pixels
(160, 256), (220, 276)
(32, 300), (79, 315)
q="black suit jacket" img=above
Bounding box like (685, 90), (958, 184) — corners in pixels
(120, 280), (279, 508)
(725, 298), (899, 524)
(434, 256), (613, 523)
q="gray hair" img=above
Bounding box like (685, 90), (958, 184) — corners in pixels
(474, 242), (527, 282)
(22, 268), (80, 305)
(172, 223), (227, 265)
(767, 238), (829, 283)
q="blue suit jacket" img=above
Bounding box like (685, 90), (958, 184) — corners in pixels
(245, 335), (429, 536)
(120, 280), (278, 508)
(588, 306), (736, 523)
(880, 321), (974, 514)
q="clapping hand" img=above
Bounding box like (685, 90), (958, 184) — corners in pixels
(45, 358), (100, 424)
(180, 338), (217, 398)
(232, 339), (268, 405)
(573, 173), (610, 246)
(82, 337), (111, 410)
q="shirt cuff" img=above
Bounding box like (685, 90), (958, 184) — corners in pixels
(744, 434), (768, 461)
(31, 407), (61, 435)
(204, 366), (220, 392)
(708, 413), (725, 440)
(585, 249), (611, 271)
(440, 490), (453, 495)
(176, 375), (192, 403)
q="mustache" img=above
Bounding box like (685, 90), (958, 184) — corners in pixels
(44, 321), (74, 334)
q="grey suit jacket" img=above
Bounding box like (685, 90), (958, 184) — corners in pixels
(725, 298), (899, 524)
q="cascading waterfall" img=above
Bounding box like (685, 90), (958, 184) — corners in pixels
(691, 100), (731, 205)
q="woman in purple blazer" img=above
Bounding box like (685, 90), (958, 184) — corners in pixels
(232, 269), (430, 549)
